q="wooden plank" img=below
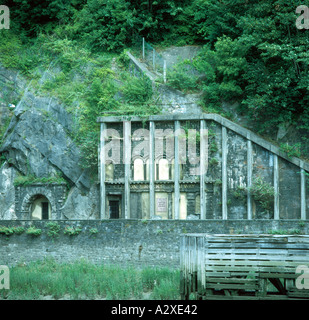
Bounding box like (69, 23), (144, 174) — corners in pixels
(260, 273), (298, 279)
(207, 278), (258, 284)
(206, 283), (258, 290)
(205, 259), (305, 266)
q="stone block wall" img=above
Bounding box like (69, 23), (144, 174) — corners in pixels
(1, 220), (308, 269)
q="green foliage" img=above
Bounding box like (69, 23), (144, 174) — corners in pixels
(26, 226), (42, 237)
(0, 259), (180, 300)
(167, 59), (199, 93)
(14, 174), (67, 187)
(12, 226), (26, 235)
(121, 74), (153, 103)
(89, 228), (98, 235)
(268, 229), (302, 235)
(64, 226), (82, 236)
(194, 0), (309, 135)
(209, 158), (219, 166)
(0, 225), (26, 236)
(280, 143), (302, 158)
(195, 36), (248, 106)
(233, 186), (246, 201)
(46, 222), (61, 239)
(3, 0), (80, 36)
(0, 226), (15, 236)
(3, 0), (308, 172)
(249, 176), (275, 211)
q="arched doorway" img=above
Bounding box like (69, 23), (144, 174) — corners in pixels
(30, 195), (51, 220)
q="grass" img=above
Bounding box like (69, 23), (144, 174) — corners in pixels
(0, 259), (180, 300)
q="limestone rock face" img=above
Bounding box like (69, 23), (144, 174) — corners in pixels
(0, 74), (99, 219)
(0, 162), (17, 219)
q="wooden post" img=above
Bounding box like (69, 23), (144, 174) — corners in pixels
(274, 154), (279, 220)
(200, 120), (207, 219)
(247, 140), (253, 220)
(124, 121), (131, 219)
(100, 122), (106, 219)
(153, 48), (155, 71)
(174, 121), (180, 219)
(301, 164), (306, 220)
(142, 37), (145, 60)
(149, 121), (155, 219)
(222, 127), (227, 220)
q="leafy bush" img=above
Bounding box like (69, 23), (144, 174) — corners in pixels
(121, 74), (153, 103)
(46, 222), (61, 239)
(249, 176), (275, 211)
(26, 226), (42, 237)
(12, 226), (25, 235)
(89, 228), (98, 235)
(0, 226), (15, 236)
(167, 59), (199, 93)
(64, 226), (82, 236)
(0, 226), (25, 236)
(280, 143), (302, 158)
(72, 0), (135, 52)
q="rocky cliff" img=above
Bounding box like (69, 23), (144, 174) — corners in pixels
(0, 64), (99, 219)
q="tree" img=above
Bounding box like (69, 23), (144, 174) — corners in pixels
(194, 0), (309, 133)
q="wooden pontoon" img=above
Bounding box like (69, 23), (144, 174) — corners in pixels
(180, 234), (309, 300)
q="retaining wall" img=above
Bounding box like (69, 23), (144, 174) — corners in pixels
(1, 220), (308, 269)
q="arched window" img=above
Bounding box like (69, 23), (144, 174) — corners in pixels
(30, 195), (51, 220)
(105, 163), (114, 181)
(158, 158), (169, 180)
(134, 158), (144, 181)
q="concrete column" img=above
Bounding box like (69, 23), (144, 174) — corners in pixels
(124, 121), (131, 219)
(274, 154), (279, 220)
(222, 126), (227, 220)
(200, 120), (207, 219)
(174, 121), (180, 219)
(149, 121), (155, 219)
(247, 140), (253, 220)
(100, 122), (106, 219)
(301, 164), (306, 220)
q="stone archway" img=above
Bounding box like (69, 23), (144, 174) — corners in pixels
(15, 183), (67, 219)
(21, 190), (55, 220)
(28, 194), (52, 220)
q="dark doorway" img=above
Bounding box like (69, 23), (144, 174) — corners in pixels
(42, 202), (49, 220)
(109, 200), (120, 219)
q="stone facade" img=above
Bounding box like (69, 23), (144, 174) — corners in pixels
(98, 114), (309, 222)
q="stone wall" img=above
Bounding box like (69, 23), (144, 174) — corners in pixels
(1, 220), (308, 269)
